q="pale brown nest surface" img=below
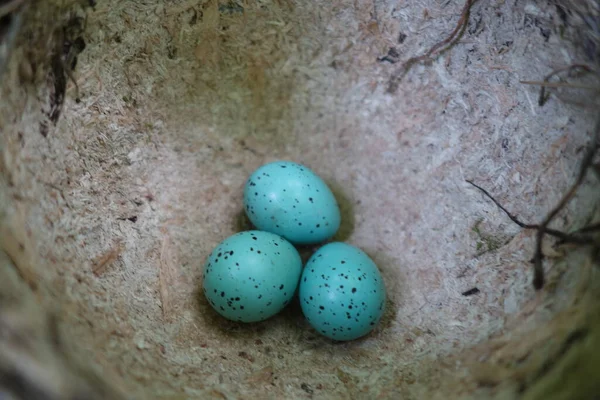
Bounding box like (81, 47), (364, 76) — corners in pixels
(1, 0), (600, 399)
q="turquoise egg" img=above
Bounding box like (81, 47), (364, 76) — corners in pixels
(243, 161), (341, 245)
(299, 242), (386, 341)
(202, 231), (302, 323)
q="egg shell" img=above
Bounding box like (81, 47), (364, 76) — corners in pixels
(243, 161), (341, 245)
(203, 231), (302, 323)
(299, 242), (386, 341)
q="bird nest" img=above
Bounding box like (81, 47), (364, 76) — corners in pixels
(1, 0), (599, 399)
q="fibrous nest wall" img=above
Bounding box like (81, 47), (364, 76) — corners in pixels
(1, 0), (599, 399)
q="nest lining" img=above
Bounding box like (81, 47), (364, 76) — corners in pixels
(1, 0), (599, 399)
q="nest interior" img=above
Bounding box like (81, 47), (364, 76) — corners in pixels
(1, 0), (600, 399)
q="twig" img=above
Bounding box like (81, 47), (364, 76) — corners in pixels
(533, 116), (600, 288)
(387, 0), (475, 93)
(468, 115), (599, 290)
(572, 222), (600, 234)
(467, 142), (600, 290)
(466, 180), (532, 229)
(527, 64), (595, 106)
(558, 222), (600, 246)
(466, 180), (594, 245)
(519, 81), (599, 90)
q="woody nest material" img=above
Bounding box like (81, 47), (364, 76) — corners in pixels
(1, 0), (599, 399)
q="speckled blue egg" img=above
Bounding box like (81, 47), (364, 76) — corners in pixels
(243, 161), (341, 245)
(299, 242), (386, 341)
(202, 231), (303, 323)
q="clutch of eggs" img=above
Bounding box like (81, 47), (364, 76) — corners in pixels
(202, 161), (386, 341)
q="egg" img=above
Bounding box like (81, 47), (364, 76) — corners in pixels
(202, 231), (303, 323)
(299, 242), (386, 341)
(243, 161), (341, 245)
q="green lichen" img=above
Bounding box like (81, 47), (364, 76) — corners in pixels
(472, 219), (504, 255)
